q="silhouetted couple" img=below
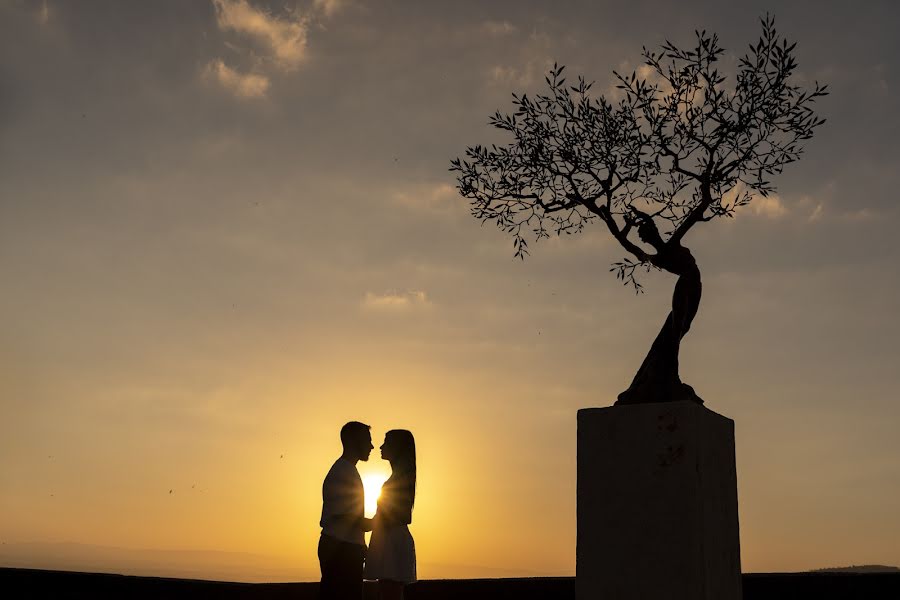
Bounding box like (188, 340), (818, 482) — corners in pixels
(319, 422), (417, 600)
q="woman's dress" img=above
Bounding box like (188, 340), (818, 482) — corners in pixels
(364, 475), (416, 583)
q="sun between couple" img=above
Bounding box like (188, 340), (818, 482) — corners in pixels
(318, 421), (416, 600)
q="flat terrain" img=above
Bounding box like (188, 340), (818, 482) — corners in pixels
(3, 568), (900, 599)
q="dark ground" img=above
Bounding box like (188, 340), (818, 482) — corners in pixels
(3, 568), (900, 599)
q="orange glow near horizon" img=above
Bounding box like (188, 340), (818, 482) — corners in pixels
(3, 0), (900, 585)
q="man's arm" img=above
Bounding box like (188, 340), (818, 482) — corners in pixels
(328, 514), (372, 532)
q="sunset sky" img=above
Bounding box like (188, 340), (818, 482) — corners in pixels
(2, 0), (899, 582)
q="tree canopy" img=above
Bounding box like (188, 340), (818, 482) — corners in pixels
(451, 15), (827, 290)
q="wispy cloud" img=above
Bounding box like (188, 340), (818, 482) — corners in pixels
(37, 0), (50, 25)
(485, 27), (554, 90)
(724, 182), (787, 220)
(613, 62), (685, 107)
(808, 202), (824, 222)
(313, 0), (344, 19)
(481, 20), (517, 36)
(750, 194), (788, 219)
(739, 192), (872, 225)
(206, 0), (349, 99)
(841, 207), (875, 221)
(362, 290), (432, 312)
(488, 64), (537, 88)
(392, 183), (464, 215)
(204, 59), (270, 99)
(795, 195), (825, 222)
(212, 0), (309, 70)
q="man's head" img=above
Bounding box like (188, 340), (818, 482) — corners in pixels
(340, 421), (373, 462)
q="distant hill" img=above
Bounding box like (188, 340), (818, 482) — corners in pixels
(0, 541), (558, 582)
(0, 541), (316, 583)
(811, 565), (900, 573)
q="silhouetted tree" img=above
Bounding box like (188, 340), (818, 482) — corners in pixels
(451, 16), (827, 405)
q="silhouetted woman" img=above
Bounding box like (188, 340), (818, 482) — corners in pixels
(364, 429), (417, 599)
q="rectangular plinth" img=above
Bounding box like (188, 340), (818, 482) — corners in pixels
(577, 401), (741, 600)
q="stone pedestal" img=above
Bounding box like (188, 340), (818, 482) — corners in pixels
(577, 401), (741, 600)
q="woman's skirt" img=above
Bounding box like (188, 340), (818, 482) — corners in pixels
(364, 524), (416, 584)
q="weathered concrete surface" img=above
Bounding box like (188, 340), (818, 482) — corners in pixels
(577, 401), (741, 600)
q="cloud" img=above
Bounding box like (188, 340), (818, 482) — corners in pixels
(795, 195), (825, 223)
(606, 61), (659, 100)
(212, 0), (309, 70)
(487, 61), (554, 88)
(204, 59), (270, 99)
(749, 194), (788, 219)
(481, 20), (517, 36)
(313, 0), (344, 19)
(37, 0), (50, 25)
(841, 207), (875, 221)
(484, 26), (554, 90)
(739, 193), (872, 225)
(362, 290), (432, 312)
(392, 183), (464, 215)
(726, 182), (787, 220)
(808, 202), (824, 222)
(205, 0), (349, 98)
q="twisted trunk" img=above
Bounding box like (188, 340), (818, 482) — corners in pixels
(615, 244), (704, 405)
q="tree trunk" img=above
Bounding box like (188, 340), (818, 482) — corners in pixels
(615, 253), (703, 405)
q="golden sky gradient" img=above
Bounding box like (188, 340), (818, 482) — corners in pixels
(1, 0), (899, 582)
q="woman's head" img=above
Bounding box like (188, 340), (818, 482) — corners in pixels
(381, 429), (416, 467)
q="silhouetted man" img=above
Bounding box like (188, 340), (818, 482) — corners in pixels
(319, 421), (374, 600)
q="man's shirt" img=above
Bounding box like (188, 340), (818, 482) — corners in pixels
(320, 458), (365, 546)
